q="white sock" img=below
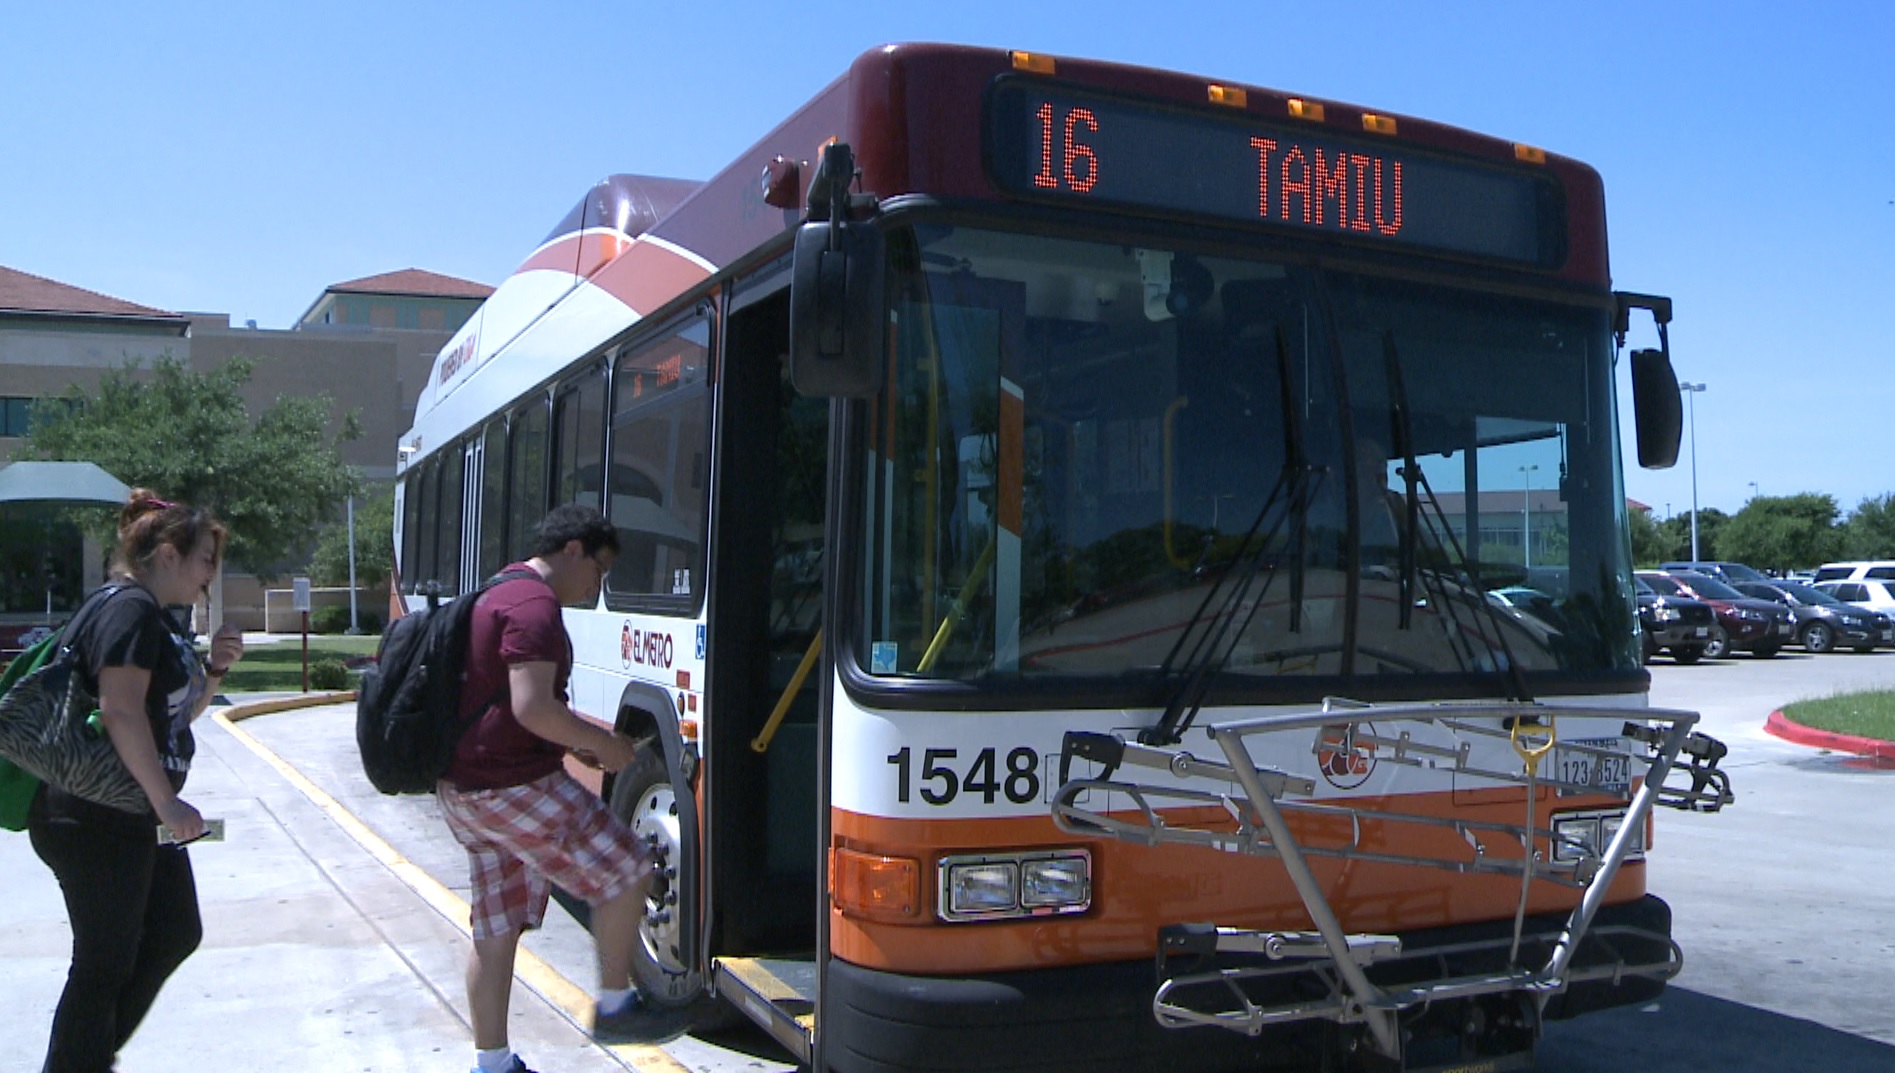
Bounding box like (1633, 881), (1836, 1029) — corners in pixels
(599, 986), (638, 1014)
(475, 1047), (516, 1073)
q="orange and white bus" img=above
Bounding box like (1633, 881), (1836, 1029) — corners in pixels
(394, 43), (1733, 1073)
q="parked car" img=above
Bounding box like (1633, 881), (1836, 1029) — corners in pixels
(1814, 578), (1895, 617)
(1732, 580), (1893, 653)
(1637, 570), (1796, 658)
(1810, 560), (1895, 583)
(1634, 575), (1716, 664)
(1660, 560), (1772, 586)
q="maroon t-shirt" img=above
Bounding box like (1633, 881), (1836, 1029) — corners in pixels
(443, 565), (569, 791)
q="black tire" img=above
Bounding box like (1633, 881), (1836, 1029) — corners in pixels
(1702, 626), (1729, 660)
(1671, 645), (1704, 665)
(1855, 645), (1876, 655)
(609, 744), (711, 1015)
(1751, 644), (1780, 659)
(1802, 622), (1835, 654)
(1641, 633), (1657, 665)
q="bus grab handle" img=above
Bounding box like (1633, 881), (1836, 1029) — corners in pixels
(751, 630), (823, 754)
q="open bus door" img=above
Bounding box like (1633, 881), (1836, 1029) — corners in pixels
(698, 274), (832, 1064)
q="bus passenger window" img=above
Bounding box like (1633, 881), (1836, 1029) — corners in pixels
(606, 320), (711, 608)
(478, 422), (508, 577)
(552, 369), (607, 512)
(506, 399), (550, 560)
(399, 467), (422, 593)
(437, 444), (464, 595)
(413, 456), (439, 592)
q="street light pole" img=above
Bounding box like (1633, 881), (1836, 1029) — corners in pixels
(344, 492), (361, 635)
(1680, 382), (1706, 561)
(1519, 463), (1539, 571)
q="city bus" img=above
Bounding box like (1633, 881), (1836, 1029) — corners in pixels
(393, 43), (1734, 1073)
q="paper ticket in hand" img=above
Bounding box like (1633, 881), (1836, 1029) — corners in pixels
(157, 818), (226, 845)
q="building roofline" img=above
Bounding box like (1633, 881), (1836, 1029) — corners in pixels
(0, 307), (191, 336)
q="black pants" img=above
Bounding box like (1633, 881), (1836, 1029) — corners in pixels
(28, 788), (203, 1073)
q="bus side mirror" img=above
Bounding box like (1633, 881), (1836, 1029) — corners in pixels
(789, 140), (885, 398)
(789, 219), (885, 397)
(1630, 347), (1682, 469)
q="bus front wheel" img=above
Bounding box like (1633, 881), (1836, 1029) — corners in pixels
(611, 742), (709, 1013)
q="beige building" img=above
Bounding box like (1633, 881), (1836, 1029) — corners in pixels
(1, 264), (491, 631)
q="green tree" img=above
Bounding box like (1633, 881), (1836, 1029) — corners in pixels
(1718, 494), (1841, 570)
(1628, 506), (1668, 566)
(25, 354), (362, 575)
(1661, 506), (1729, 562)
(1843, 494), (1895, 559)
(310, 482), (395, 592)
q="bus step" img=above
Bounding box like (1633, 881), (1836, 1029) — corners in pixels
(713, 955), (815, 1064)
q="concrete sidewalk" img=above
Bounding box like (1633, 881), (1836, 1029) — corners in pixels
(0, 699), (652, 1072)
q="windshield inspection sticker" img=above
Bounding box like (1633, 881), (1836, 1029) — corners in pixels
(870, 641), (898, 674)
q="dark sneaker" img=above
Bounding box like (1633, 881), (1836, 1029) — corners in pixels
(591, 993), (693, 1045)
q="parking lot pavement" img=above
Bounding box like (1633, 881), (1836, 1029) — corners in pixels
(0, 700), (659, 1073)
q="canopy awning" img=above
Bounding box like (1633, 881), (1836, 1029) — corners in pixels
(0, 461), (131, 505)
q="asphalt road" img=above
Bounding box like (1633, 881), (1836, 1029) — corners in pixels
(1540, 648), (1895, 1071)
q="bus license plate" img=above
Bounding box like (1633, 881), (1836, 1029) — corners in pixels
(1554, 739), (1630, 796)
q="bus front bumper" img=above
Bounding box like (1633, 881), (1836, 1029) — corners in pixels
(820, 895), (1674, 1073)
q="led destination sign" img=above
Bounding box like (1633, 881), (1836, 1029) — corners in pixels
(988, 82), (1561, 266)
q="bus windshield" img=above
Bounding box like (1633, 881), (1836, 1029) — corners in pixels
(857, 223), (1637, 691)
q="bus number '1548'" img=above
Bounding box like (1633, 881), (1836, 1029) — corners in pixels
(887, 746), (1041, 806)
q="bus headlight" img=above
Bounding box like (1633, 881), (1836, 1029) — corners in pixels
(945, 861), (1018, 917)
(1551, 814), (1599, 863)
(1552, 809), (1645, 864)
(938, 849), (1092, 921)
(1022, 855), (1091, 908)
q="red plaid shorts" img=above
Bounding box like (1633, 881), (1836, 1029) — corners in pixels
(438, 770), (652, 939)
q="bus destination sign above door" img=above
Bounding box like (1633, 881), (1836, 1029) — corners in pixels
(987, 80), (1563, 268)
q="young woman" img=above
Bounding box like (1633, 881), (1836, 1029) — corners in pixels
(26, 490), (244, 1073)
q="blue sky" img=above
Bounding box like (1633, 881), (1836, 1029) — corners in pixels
(3, 2), (1889, 519)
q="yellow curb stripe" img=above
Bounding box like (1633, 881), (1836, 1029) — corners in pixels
(211, 709), (692, 1073)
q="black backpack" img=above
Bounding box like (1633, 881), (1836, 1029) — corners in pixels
(355, 568), (541, 794)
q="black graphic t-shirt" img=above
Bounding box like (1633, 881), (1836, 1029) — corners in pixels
(40, 583), (208, 826)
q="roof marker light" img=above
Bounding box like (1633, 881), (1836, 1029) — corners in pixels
(1515, 143), (1548, 165)
(1207, 84), (1247, 108)
(1361, 113), (1398, 135)
(1288, 98), (1326, 122)
(1011, 51), (1056, 75)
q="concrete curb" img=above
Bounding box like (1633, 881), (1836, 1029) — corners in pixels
(218, 690), (356, 722)
(1764, 708), (1895, 763)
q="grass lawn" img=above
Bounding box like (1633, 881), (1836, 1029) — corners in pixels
(1781, 691), (1895, 742)
(208, 634), (380, 693)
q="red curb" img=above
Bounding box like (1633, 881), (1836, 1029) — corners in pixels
(1764, 709), (1895, 762)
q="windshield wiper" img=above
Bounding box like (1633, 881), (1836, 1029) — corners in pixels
(1379, 331), (1534, 702)
(1140, 325), (1318, 747)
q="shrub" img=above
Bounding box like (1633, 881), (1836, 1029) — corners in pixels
(309, 606), (382, 635)
(308, 658), (350, 691)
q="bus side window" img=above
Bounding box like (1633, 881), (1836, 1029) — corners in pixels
(414, 455), (440, 592)
(606, 319), (711, 609)
(478, 421), (508, 578)
(437, 441), (464, 595)
(399, 467), (421, 594)
(552, 367), (608, 512)
(505, 396), (551, 561)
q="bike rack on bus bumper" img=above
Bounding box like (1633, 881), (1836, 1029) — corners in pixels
(1051, 699), (1734, 1060)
